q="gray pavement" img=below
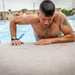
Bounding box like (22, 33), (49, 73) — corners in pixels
(0, 42), (75, 75)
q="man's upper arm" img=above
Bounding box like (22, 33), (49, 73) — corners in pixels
(58, 13), (74, 36)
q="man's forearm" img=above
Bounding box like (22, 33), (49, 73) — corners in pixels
(10, 20), (17, 37)
(51, 34), (74, 43)
(34, 34), (74, 45)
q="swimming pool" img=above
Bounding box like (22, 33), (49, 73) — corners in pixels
(0, 17), (75, 43)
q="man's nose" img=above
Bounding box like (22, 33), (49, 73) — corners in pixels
(44, 20), (49, 25)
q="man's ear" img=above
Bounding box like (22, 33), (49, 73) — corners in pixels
(37, 11), (39, 16)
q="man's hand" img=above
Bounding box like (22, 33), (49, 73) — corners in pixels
(11, 40), (24, 45)
(34, 39), (53, 45)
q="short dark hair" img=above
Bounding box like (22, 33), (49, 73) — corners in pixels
(39, 0), (55, 16)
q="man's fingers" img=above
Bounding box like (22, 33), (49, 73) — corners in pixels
(11, 40), (24, 45)
(34, 39), (51, 45)
(34, 40), (44, 45)
(21, 42), (24, 44)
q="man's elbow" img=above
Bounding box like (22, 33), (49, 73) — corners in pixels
(70, 34), (75, 42)
(74, 35), (75, 41)
(67, 34), (75, 42)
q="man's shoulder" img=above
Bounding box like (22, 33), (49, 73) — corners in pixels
(53, 12), (65, 22)
(55, 12), (66, 17)
(27, 14), (39, 20)
(30, 15), (39, 21)
(26, 14), (39, 24)
(54, 12), (66, 20)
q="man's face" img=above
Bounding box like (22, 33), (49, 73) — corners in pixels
(38, 12), (53, 27)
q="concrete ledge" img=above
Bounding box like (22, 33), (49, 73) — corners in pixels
(0, 42), (75, 75)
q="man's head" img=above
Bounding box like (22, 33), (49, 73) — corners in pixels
(38, 0), (55, 27)
(39, 0), (55, 16)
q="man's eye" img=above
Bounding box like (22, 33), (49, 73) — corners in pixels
(48, 19), (51, 20)
(43, 19), (46, 20)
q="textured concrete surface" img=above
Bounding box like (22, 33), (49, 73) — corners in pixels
(0, 42), (75, 75)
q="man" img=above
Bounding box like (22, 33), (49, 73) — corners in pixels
(10, 0), (74, 45)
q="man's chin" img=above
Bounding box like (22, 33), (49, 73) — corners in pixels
(42, 24), (50, 27)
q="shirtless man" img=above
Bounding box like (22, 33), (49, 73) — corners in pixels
(10, 0), (74, 45)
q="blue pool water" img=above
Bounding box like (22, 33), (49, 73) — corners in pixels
(0, 17), (75, 43)
(0, 20), (36, 43)
(67, 17), (75, 32)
